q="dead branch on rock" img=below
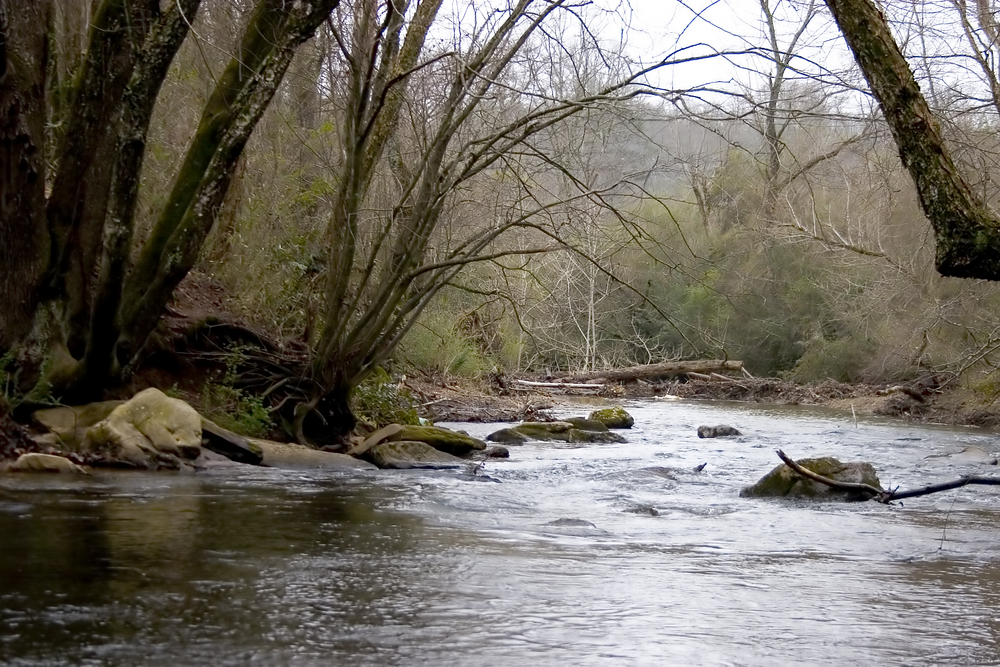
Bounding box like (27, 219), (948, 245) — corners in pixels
(775, 450), (1000, 504)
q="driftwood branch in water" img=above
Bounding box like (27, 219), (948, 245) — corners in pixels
(558, 359), (743, 383)
(881, 476), (1000, 501)
(775, 450), (1000, 504)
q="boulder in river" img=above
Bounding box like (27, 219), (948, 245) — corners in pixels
(588, 406), (634, 429)
(251, 440), (377, 470)
(697, 424), (742, 438)
(384, 425), (487, 457)
(487, 421), (626, 444)
(740, 456), (882, 501)
(84, 388), (203, 469)
(370, 441), (465, 469)
(485, 427), (528, 445)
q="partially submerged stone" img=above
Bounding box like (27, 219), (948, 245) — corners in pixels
(84, 388), (203, 469)
(251, 439), (377, 470)
(925, 446), (998, 466)
(697, 424), (742, 438)
(370, 441), (465, 469)
(588, 406), (634, 429)
(740, 456), (882, 501)
(564, 417), (610, 432)
(486, 421), (626, 444)
(384, 425), (487, 456)
(6, 453), (89, 475)
(486, 427), (528, 444)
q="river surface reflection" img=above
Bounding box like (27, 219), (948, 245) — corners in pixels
(1, 400), (999, 665)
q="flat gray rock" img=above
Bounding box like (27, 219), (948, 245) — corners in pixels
(252, 440), (377, 470)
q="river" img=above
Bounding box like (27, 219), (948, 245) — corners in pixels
(1, 399), (999, 666)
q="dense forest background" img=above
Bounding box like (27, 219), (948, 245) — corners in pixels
(8, 0), (1000, 438)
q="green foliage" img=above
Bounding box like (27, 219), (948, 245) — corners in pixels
(785, 335), (878, 383)
(966, 370), (1000, 404)
(0, 349), (23, 410)
(397, 310), (492, 378)
(352, 368), (419, 428)
(199, 346), (273, 437)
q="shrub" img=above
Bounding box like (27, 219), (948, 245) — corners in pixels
(199, 345), (273, 437)
(352, 368), (419, 428)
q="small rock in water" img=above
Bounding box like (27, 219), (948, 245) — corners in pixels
(697, 425), (742, 438)
(545, 518), (597, 528)
(485, 446), (510, 458)
(624, 505), (659, 516)
(693, 462), (707, 472)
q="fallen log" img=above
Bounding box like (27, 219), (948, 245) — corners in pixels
(514, 380), (605, 389)
(775, 449), (1000, 504)
(557, 359), (744, 383)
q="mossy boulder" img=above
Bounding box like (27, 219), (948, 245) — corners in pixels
(565, 417), (610, 432)
(385, 425), (487, 456)
(486, 421), (626, 444)
(84, 388), (203, 469)
(370, 441), (465, 469)
(588, 406), (634, 429)
(740, 457), (882, 501)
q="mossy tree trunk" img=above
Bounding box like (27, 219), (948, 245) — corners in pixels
(0, 0), (51, 348)
(826, 0), (1000, 280)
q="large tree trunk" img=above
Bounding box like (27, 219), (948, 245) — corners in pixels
(825, 0), (1000, 280)
(0, 0), (51, 348)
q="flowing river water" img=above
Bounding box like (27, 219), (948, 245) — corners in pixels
(2, 399), (999, 666)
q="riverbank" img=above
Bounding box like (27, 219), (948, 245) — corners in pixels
(403, 373), (1000, 431)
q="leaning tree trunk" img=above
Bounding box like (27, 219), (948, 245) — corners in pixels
(825, 0), (1000, 280)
